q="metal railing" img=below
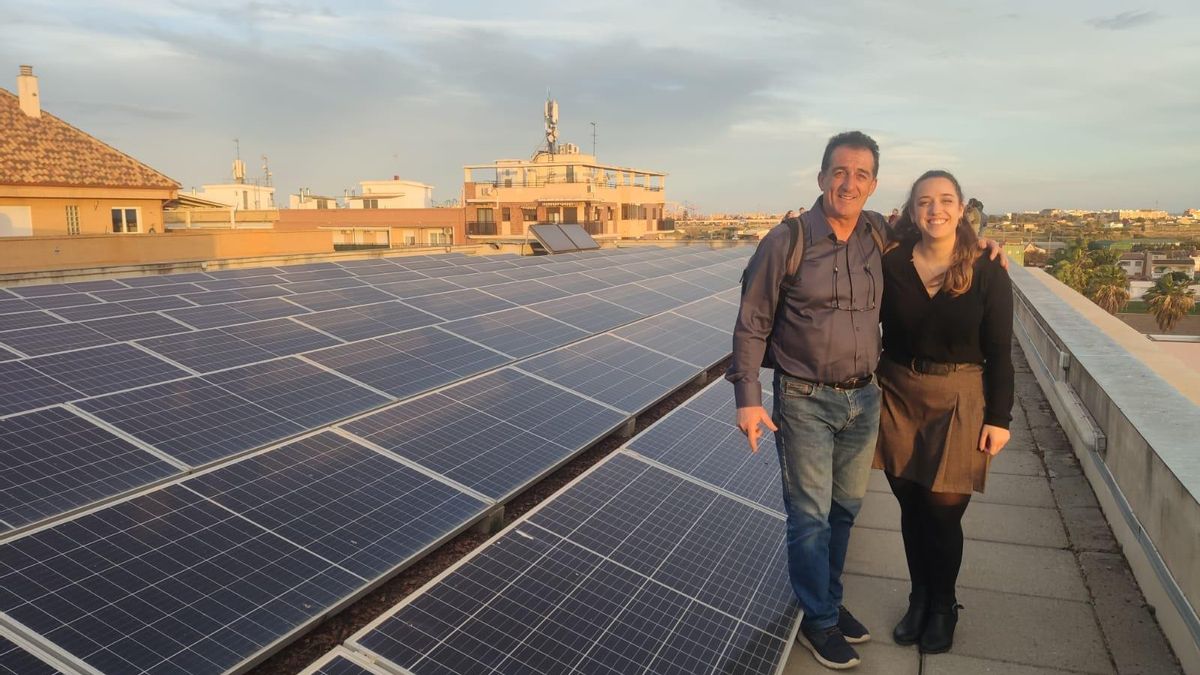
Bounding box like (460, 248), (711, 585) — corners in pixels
(466, 221), (497, 235)
(469, 178), (663, 191)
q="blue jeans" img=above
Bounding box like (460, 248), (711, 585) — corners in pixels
(773, 371), (880, 630)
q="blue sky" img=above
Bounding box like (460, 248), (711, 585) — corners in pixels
(2, 0), (1197, 214)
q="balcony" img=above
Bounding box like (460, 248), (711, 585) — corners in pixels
(466, 221), (497, 236)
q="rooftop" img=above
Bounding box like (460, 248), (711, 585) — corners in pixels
(0, 88), (178, 190)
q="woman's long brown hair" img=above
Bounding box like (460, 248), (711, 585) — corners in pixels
(889, 170), (980, 296)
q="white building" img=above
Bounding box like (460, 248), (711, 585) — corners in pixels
(197, 158), (275, 210)
(346, 177), (433, 209)
(288, 189), (339, 210)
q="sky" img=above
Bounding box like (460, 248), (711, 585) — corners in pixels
(2, 0), (1198, 214)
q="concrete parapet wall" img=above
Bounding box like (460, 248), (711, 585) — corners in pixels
(0, 229), (334, 275)
(1010, 265), (1200, 673)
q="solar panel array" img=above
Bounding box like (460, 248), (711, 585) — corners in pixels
(0, 244), (758, 674)
(340, 376), (800, 675)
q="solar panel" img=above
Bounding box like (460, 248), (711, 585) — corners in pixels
(120, 272), (213, 286)
(0, 634), (63, 674)
(0, 322), (110, 356)
(286, 286), (396, 311)
(278, 268), (354, 284)
(25, 293), (101, 310)
(120, 295), (196, 312)
(515, 334), (700, 413)
(612, 312), (732, 368)
(76, 377), (304, 466)
(187, 431), (489, 580)
(628, 407), (783, 513)
(279, 261), (342, 272)
(138, 327), (276, 372)
(0, 310), (61, 332)
(440, 307), (589, 358)
(80, 312), (191, 342)
(373, 277), (462, 299)
(0, 406), (180, 531)
(8, 284), (79, 298)
(142, 282), (207, 296)
(581, 266), (650, 286)
(0, 346), (16, 362)
(478, 279), (570, 306)
(342, 371), (625, 500)
(196, 275), (285, 291)
(351, 454), (797, 675)
(538, 271), (605, 294)
(293, 301), (440, 341)
(165, 297), (308, 330)
(557, 223), (600, 250)
(305, 326), (510, 399)
(395, 259), (453, 271)
(349, 269), (426, 285)
(184, 285), (293, 305)
(528, 223), (578, 253)
(0, 298), (38, 315)
(280, 276), (366, 294)
(91, 287), (156, 302)
(526, 294), (643, 333)
(602, 283), (683, 314)
(461, 260), (517, 273)
(671, 296), (740, 329)
(401, 288), (516, 321)
(0, 484), (363, 675)
(418, 265), (480, 278)
(442, 271), (513, 289)
(25, 343), (188, 397)
(0, 361), (78, 416)
(205, 266), (283, 279)
(637, 276), (715, 304)
(202, 358), (388, 430)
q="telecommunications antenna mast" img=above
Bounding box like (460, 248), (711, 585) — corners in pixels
(544, 94), (559, 154)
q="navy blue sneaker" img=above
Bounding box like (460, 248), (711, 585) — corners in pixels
(838, 605), (871, 644)
(798, 624), (861, 670)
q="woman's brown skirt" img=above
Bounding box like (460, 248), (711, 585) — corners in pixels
(872, 356), (990, 494)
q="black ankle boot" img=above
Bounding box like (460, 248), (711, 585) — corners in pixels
(892, 589), (928, 646)
(919, 599), (962, 654)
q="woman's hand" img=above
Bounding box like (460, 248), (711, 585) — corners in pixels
(978, 424), (1010, 456)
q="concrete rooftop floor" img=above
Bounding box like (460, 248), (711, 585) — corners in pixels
(783, 345), (1183, 675)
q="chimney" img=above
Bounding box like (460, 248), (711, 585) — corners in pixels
(393, 175), (399, 181)
(17, 65), (40, 118)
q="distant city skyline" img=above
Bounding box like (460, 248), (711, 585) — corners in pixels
(2, 0), (1197, 214)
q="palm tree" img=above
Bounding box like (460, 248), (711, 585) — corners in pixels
(1143, 273), (1197, 333)
(1086, 265), (1130, 315)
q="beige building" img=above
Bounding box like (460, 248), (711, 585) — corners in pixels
(462, 144), (668, 240)
(347, 177), (433, 209)
(0, 65), (178, 238)
(288, 189), (339, 209)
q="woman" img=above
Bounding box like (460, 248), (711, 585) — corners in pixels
(873, 170), (1014, 654)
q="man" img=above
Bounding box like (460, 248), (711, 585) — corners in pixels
(728, 131), (884, 669)
(729, 132), (1004, 670)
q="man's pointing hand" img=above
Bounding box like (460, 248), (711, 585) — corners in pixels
(736, 406), (778, 453)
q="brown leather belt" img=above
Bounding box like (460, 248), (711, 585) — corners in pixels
(823, 374), (873, 390)
(888, 353), (974, 375)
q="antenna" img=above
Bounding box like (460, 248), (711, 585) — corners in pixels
(544, 93), (559, 154)
(590, 121), (597, 157)
(261, 155), (272, 187)
(231, 138), (246, 184)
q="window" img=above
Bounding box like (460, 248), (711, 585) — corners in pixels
(476, 208), (494, 223)
(501, 207), (511, 222)
(111, 207), (139, 233)
(430, 231), (449, 245)
(522, 208), (537, 223)
(66, 205), (80, 235)
(404, 235), (416, 246)
(363, 199), (379, 209)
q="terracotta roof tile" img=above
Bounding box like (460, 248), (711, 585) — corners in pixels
(0, 88), (179, 190)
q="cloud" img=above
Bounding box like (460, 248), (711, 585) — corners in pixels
(54, 101), (191, 121)
(1087, 10), (1161, 30)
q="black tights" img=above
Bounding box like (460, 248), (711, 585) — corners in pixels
(886, 474), (971, 604)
